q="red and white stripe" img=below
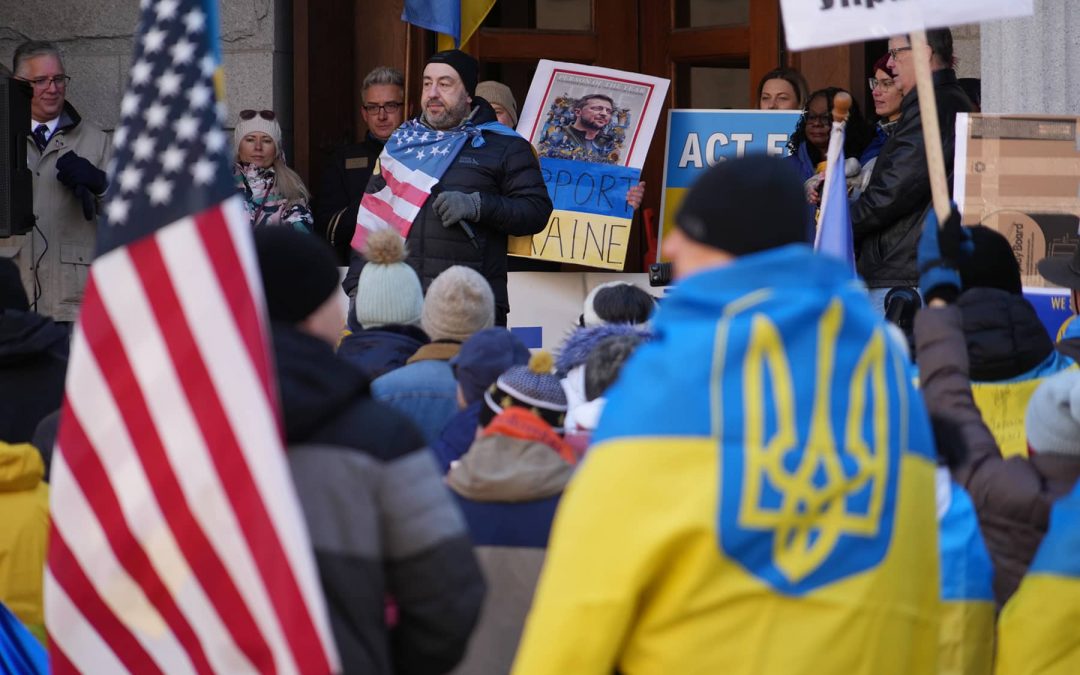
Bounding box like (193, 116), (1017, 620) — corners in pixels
(46, 196), (340, 674)
(352, 151), (440, 251)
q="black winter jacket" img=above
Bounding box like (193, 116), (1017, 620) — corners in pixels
(313, 133), (385, 264)
(957, 287), (1056, 381)
(336, 323), (429, 381)
(851, 69), (972, 288)
(0, 309), (68, 444)
(343, 98), (552, 325)
(273, 323), (484, 675)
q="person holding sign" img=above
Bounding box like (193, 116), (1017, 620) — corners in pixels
(850, 29), (973, 314)
(511, 155), (939, 675)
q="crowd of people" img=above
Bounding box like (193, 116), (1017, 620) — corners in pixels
(3, 25), (1080, 674)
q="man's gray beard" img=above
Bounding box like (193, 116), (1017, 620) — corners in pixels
(423, 98), (472, 130)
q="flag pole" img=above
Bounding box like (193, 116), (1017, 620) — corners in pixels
(818, 91), (851, 228)
(909, 29), (952, 226)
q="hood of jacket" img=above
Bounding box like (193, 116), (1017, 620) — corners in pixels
(0, 310), (69, 366)
(958, 287), (1055, 382)
(555, 323), (651, 376)
(271, 322), (369, 443)
(0, 441), (44, 492)
(447, 408), (574, 502)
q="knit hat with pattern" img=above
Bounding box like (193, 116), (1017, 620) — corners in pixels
(484, 351), (568, 431)
(421, 265), (495, 342)
(355, 229), (424, 328)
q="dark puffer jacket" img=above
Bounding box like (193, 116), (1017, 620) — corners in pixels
(915, 305), (1080, 608)
(273, 323), (484, 674)
(343, 98), (552, 325)
(0, 310), (69, 444)
(336, 323), (430, 381)
(851, 69), (972, 288)
(957, 287), (1059, 381)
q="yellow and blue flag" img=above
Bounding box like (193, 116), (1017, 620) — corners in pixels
(997, 479), (1080, 674)
(402, 0), (497, 50)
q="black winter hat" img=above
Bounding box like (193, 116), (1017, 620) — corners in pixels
(254, 228), (341, 324)
(675, 154), (811, 256)
(0, 258), (28, 312)
(958, 225), (1023, 295)
(427, 49), (478, 97)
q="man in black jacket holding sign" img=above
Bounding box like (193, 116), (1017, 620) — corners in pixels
(850, 28), (973, 313)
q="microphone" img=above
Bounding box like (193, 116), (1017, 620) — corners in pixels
(454, 220), (481, 250)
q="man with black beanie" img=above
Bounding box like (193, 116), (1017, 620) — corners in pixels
(341, 49), (552, 326)
(513, 155), (941, 675)
(254, 228), (484, 675)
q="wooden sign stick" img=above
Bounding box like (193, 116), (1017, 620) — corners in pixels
(909, 29), (952, 225)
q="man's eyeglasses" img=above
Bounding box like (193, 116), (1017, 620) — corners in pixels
(363, 102), (403, 115)
(887, 46), (913, 60)
(869, 77), (896, 92)
(804, 113), (831, 126)
(20, 75), (71, 91)
(239, 109), (276, 121)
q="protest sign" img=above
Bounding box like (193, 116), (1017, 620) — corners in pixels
(510, 61), (669, 270)
(780, 0), (1033, 52)
(656, 109), (801, 261)
(953, 113), (1080, 288)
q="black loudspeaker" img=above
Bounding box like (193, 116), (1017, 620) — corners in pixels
(0, 77), (34, 237)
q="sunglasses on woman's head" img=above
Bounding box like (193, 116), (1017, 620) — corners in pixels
(239, 109), (276, 121)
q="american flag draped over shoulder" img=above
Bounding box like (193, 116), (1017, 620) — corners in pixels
(352, 118), (479, 251)
(45, 1), (340, 673)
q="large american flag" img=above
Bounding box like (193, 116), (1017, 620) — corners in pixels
(45, 1), (340, 673)
(351, 119), (471, 251)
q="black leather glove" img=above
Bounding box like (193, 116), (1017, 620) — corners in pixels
(56, 151), (108, 196)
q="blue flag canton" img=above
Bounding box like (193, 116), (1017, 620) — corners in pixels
(98, 0), (234, 256)
(386, 120), (470, 177)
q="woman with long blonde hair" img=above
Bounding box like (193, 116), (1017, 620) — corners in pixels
(233, 109), (314, 232)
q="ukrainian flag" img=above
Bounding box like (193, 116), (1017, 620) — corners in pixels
(402, 0), (497, 50)
(997, 480), (1080, 674)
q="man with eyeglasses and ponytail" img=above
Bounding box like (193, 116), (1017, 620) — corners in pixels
(315, 66), (407, 263)
(5, 40), (111, 323)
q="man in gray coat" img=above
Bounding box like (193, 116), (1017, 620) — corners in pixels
(5, 41), (111, 322)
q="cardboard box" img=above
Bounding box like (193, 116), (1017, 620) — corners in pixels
(954, 114), (1080, 288)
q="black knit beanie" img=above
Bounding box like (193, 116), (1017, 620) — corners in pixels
(675, 154), (811, 255)
(427, 49), (478, 97)
(254, 228), (340, 324)
(958, 225), (1023, 295)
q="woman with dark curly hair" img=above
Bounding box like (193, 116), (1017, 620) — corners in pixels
(788, 87), (874, 206)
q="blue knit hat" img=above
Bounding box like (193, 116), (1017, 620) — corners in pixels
(451, 328), (530, 405)
(484, 351), (567, 430)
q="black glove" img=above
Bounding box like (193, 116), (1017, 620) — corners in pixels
(56, 151), (108, 196)
(73, 184), (97, 221)
(917, 204), (972, 304)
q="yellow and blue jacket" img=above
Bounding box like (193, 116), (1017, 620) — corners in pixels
(512, 245), (941, 675)
(997, 479), (1080, 674)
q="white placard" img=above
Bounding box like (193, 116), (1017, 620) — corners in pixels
(516, 60), (669, 170)
(781, 0), (925, 51)
(781, 0), (1034, 52)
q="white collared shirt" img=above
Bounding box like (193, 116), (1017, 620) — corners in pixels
(30, 116), (61, 143)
